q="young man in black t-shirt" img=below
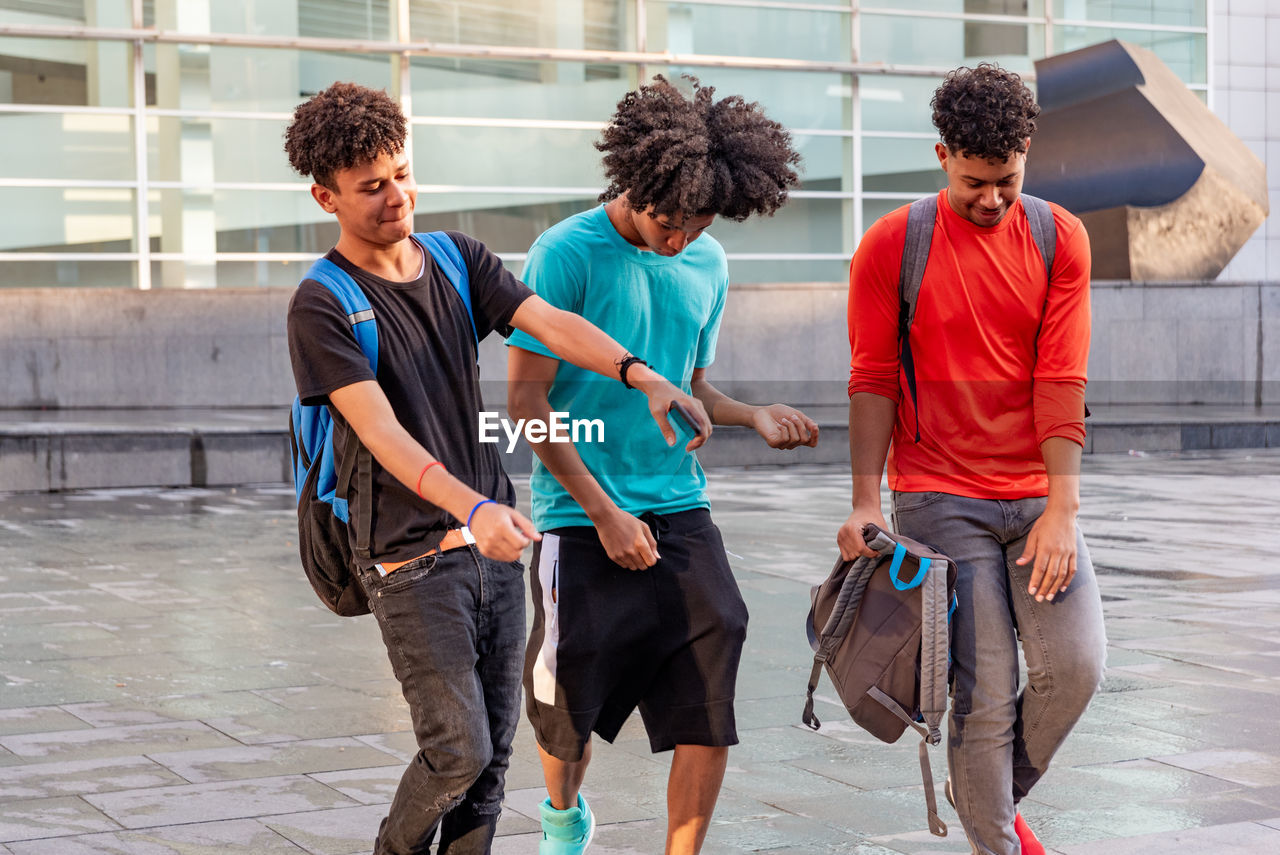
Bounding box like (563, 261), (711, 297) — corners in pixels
(285, 82), (709, 855)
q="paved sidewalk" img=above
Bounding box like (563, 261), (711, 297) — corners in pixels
(1, 450), (1279, 853)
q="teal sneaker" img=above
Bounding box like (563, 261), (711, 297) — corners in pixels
(539, 793), (595, 854)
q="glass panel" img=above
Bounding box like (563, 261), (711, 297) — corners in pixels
(662, 66), (850, 133)
(1052, 26), (1205, 84)
(725, 258), (850, 284)
(1057, 0), (1206, 28)
(647, 0), (849, 63)
(409, 58), (637, 120)
(861, 13), (1034, 72)
(298, 0), (392, 40)
(189, 259), (315, 289)
(0, 258), (136, 288)
(859, 75), (943, 134)
(862, 136), (942, 193)
(711, 195), (850, 259)
(417, 196), (601, 260)
(148, 115), (295, 185)
(2, 186), (138, 253)
(410, 0), (633, 51)
(144, 45), (391, 116)
(793, 134), (851, 195)
(146, 188), (317, 261)
(412, 125), (605, 191)
(0, 35), (133, 107)
(0, 111), (135, 180)
(0, 0), (134, 27)
(862, 0), (1034, 14)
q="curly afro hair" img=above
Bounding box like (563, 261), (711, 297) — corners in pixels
(284, 82), (406, 190)
(931, 64), (1039, 161)
(597, 75), (801, 221)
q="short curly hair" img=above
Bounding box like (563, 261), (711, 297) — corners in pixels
(597, 75), (801, 221)
(284, 82), (407, 190)
(931, 64), (1039, 161)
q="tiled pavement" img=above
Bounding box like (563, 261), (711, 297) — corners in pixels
(1, 450), (1279, 853)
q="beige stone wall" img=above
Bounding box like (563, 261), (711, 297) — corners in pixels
(2, 282), (1277, 410)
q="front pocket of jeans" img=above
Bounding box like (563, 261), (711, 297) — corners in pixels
(891, 490), (946, 514)
(376, 554), (439, 595)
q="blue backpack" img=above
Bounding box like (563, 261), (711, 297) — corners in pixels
(288, 232), (476, 616)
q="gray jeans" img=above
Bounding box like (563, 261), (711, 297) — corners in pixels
(891, 491), (1107, 855)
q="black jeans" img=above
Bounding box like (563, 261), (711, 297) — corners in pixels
(356, 546), (526, 855)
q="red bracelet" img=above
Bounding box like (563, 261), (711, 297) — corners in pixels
(416, 461), (446, 498)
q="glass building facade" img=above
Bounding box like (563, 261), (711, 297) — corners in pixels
(0, 1), (1210, 289)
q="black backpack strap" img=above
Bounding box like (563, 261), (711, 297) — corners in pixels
(334, 430), (374, 560)
(898, 195), (936, 443)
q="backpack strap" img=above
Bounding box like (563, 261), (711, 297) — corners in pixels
(898, 195), (936, 443)
(304, 257), (379, 369)
(899, 195), (937, 338)
(863, 549), (952, 839)
(1020, 193), (1057, 281)
(300, 257), (378, 558)
(801, 526), (898, 730)
(417, 231), (478, 347)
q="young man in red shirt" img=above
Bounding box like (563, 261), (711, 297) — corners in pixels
(838, 64), (1106, 855)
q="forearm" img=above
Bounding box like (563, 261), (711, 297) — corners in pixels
(1040, 435), (1082, 515)
(690, 377), (757, 427)
(849, 392), (897, 509)
(329, 381), (488, 526)
(349, 419), (490, 524)
(511, 300), (633, 383)
(508, 388), (618, 522)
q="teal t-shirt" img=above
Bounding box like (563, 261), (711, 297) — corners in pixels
(506, 205), (729, 530)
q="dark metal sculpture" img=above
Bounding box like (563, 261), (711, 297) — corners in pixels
(1024, 40), (1268, 281)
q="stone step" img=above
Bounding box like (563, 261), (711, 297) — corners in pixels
(2, 405), (1278, 493)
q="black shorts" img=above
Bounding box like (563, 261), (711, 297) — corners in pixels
(523, 508), (749, 761)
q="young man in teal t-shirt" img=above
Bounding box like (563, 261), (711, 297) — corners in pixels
(507, 76), (819, 855)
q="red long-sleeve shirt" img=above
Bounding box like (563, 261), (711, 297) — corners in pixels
(848, 189), (1091, 498)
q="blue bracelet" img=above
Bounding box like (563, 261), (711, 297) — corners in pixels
(466, 499), (496, 529)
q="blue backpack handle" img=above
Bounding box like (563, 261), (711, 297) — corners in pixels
(889, 542), (932, 591)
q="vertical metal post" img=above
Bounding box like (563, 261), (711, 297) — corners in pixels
(1204, 0), (1215, 112)
(393, 0), (412, 161)
(1043, 0), (1054, 61)
(851, 1), (863, 244)
(131, 0), (150, 290)
(636, 0), (648, 85)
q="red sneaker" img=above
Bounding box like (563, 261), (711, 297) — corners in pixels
(1014, 813), (1045, 855)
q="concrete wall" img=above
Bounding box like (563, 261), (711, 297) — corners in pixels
(1089, 280), (1280, 406)
(1, 281), (1276, 411)
(0, 289), (295, 409)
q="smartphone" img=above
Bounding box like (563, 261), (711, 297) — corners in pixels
(668, 400), (704, 440)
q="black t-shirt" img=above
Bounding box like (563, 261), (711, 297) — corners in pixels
(287, 231), (534, 566)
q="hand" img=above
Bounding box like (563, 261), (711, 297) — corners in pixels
(836, 505), (888, 561)
(645, 385), (711, 451)
(1016, 504), (1078, 601)
(468, 502), (541, 563)
(594, 507), (659, 571)
(752, 404), (819, 450)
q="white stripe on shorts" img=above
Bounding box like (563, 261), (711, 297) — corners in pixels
(532, 533), (561, 706)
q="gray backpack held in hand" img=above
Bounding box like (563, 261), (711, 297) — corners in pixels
(802, 524), (957, 837)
